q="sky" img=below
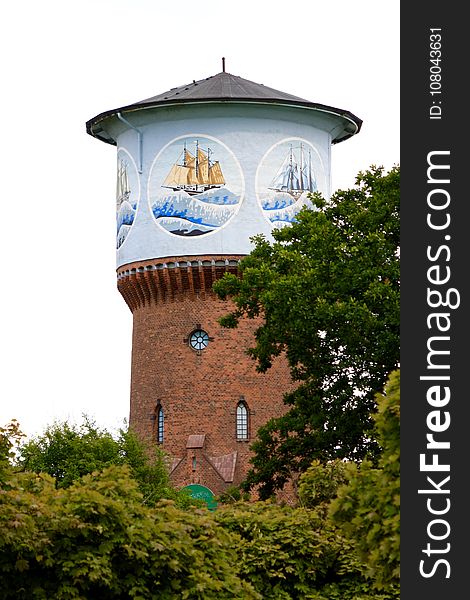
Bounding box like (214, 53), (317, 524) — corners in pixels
(0, 0), (399, 440)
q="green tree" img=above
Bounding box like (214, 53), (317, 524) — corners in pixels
(17, 417), (193, 507)
(0, 420), (24, 485)
(330, 369), (400, 591)
(297, 459), (349, 517)
(213, 166), (400, 497)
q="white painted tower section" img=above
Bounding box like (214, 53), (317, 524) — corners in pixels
(87, 71), (361, 269)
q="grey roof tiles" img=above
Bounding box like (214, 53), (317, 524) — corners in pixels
(86, 70), (362, 145)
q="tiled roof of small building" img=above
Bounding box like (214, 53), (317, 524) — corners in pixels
(209, 452), (237, 483)
(186, 434), (206, 449)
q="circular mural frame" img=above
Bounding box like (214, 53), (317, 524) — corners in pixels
(116, 147), (140, 250)
(255, 137), (324, 229)
(148, 134), (244, 237)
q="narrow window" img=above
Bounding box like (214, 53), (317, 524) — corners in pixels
(236, 401), (249, 440)
(156, 405), (164, 444)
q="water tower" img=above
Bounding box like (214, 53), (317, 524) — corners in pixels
(86, 61), (361, 499)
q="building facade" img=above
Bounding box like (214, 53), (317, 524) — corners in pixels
(86, 65), (361, 498)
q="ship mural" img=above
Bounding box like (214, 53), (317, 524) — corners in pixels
(116, 149), (139, 249)
(149, 136), (243, 236)
(162, 140), (226, 196)
(268, 143), (317, 199)
(116, 158), (130, 209)
(257, 139), (322, 228)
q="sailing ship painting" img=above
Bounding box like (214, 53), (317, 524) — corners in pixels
(257, 140), (321, 228)
(116, 158), (131, 209)
(149, 136), (243, 237)
(116, 150), (138, 249)
(162, 140), (225, 196)
(268, 143), (317, 199)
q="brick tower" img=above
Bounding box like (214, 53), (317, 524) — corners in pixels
(86, 63), (361, 501)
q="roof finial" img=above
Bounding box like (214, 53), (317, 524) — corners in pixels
(222, 57), (226, 73)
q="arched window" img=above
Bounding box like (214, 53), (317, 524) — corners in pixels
(236, 401), (249, 440)
(156, 405), (164, 444)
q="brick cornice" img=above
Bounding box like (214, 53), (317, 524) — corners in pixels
(117, 255), (244, 312)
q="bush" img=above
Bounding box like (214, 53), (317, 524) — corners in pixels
(215, 501), (388, 599)
(0, 465), (259, 599)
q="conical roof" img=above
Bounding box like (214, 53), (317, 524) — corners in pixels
(87, 69), (362, 145)
(136, 71), (315, 104)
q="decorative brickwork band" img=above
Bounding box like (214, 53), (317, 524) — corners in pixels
(117, 255), (243, 312)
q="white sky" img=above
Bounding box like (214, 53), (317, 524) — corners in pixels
(0, 0), (399, 440)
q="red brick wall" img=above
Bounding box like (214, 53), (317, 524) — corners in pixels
(119, 257), (295, 495)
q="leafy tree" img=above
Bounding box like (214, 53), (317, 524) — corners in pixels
(18, 417), (122, 487)
(330, 369), (400, 591)
(0, 420), (24, 485)
(17, 417), (194, 507)
(297, 459), (349, 517)
(0, 465), (259, 599)
(213, 166), (400, 497)
(217, 484), (251, 504)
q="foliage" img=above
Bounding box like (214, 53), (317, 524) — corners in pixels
(18, 417), (124, 487)
(215, 500), (397, 599)
(213, 166), (400, 497)
(297, 459), (349, 516)
(0, 465), (259, 599)
(0, 388), (401, 599)
(0, 420), (24, 485)
(216, 484), (251, 504)
(330, 369), (400, 591)
(16, 417), (195, 508)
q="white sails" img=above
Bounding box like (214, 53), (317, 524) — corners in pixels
(116, 159), (131, 209)
(269, 143), (317, 196)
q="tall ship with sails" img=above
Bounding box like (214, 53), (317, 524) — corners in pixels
(269, 143), (317, 199)
(162, 140), (225, 195)
(116, 158), (131, 209)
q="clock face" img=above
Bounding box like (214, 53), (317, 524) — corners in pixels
(189, 330), (209, 351)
